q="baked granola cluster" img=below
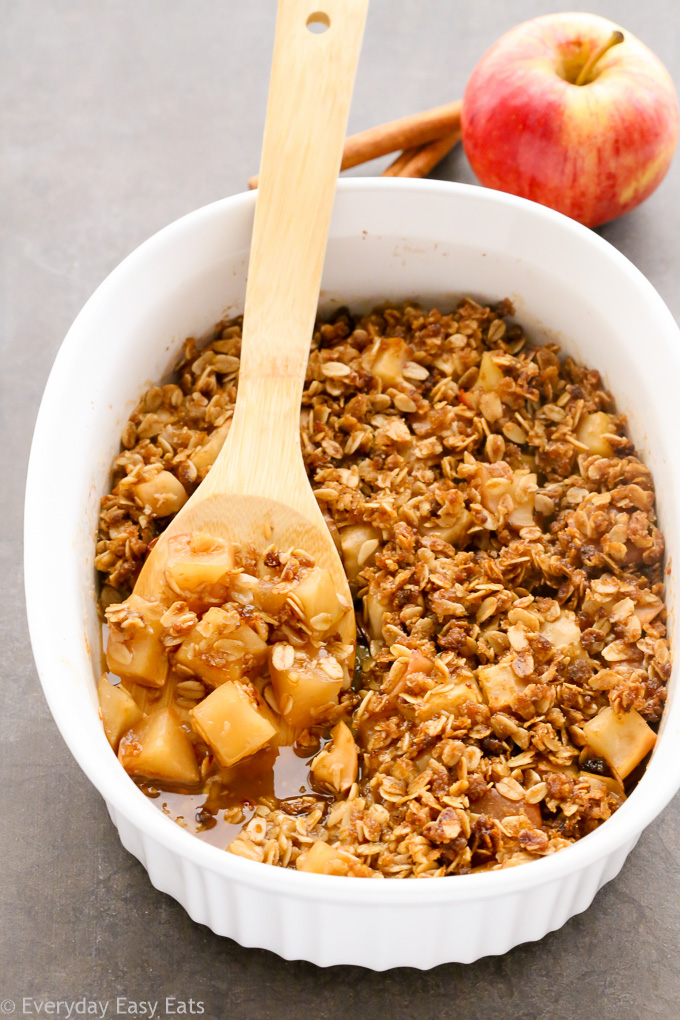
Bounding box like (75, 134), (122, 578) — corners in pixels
(97, 299), (669, 877)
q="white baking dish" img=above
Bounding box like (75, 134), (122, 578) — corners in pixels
(24, 179), (680, 969)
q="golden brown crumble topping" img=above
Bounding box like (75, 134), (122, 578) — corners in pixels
(96, 298), (669, 877)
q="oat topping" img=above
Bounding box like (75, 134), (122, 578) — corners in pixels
(97, 298), (669, 877)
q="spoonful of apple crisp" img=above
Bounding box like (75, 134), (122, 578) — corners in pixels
(104, 0), (368, 774)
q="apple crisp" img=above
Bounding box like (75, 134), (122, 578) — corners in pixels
(96, 298), (670, 877)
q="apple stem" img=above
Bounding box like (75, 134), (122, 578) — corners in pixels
(574, 30), (624, 86)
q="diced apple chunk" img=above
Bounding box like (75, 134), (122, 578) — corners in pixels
(97, 676), (142, 750)
(133, 470), (187, 517)
(311, 721), (358, 793)
(339, 524), (380, 580)
(477, 351), (504, 392)
(507, 474), (537, 527)
(363, 588), (389, 643)
(296, 840), (353, 875)
(165, 532), (234, 593)
(422, 511), (473, 547)
(190, 420), (231, 476)
(480, 468), (536, 528)
(578, 771), (625, 800)
(229, 572), (260, 606)
(254, 576), (293, 615)
(292, 567), (345, 635)
(118, 707), (200, 785)
(269, 643), (345, 727)
(576, 412), (614, 457)
(472, 787), (542, 828)
(540, 610), (584, 659)
(106, 594), (168, 688)
(190, 681), (276, 767)
(478, 658), (527, 712)
(405, 650), (435, 677)
(369, 337), (409, 388)
(583, 706), (656, 779)
(418, 675), (482, 721)
(175, 607), (268, 687)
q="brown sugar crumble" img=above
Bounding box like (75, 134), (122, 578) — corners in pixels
(96, 298), (670, 877)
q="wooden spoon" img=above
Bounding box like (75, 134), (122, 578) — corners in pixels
(132, 0), (369, 650)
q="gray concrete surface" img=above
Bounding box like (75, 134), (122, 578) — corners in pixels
(2, 1), (679, 1017)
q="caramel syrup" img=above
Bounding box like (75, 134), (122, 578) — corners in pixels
(136, 740), (328, 849)
(100, 627), (371, 850)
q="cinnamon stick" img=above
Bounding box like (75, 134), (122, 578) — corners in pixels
(385, 127), (461, 178)
(248, 99), (462, 189)
(340, 99), (462, 169)
(381, 145), (421, 177)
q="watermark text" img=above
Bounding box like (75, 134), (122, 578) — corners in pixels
(1, 999), (205, 1019)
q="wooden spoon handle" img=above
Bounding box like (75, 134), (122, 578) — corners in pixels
(203, 0), (367, 507)
(232, 0), (368, 410)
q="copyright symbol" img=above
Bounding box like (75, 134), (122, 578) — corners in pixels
(1, 1002), (15, 1014)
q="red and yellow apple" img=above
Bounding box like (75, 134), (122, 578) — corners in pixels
(461, 13), (679, 227)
